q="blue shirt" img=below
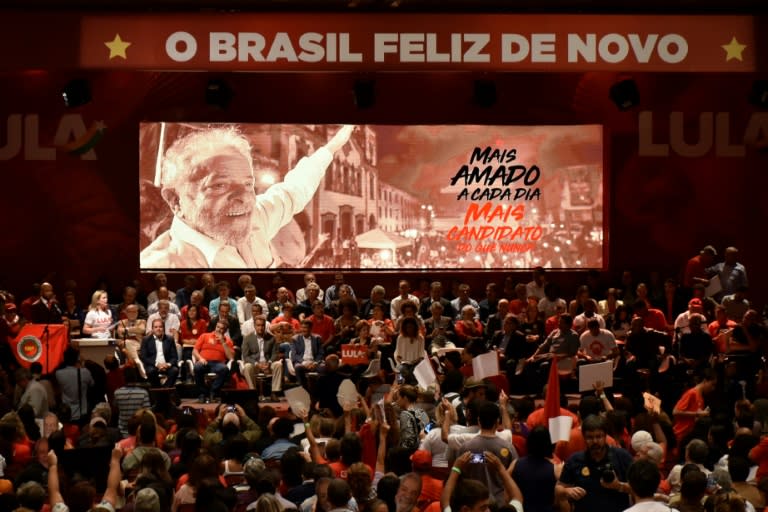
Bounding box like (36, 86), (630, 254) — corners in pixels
(559, 446), (633, 512)
(261, 438), (298, 461)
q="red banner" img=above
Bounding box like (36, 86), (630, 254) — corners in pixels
(341, 344), (370, 366)
(12, 324), (68, 374)
(75, 13), (756, 72)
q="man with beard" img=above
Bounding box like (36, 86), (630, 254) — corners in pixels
(141, 124), (353, 268)
(557, 414), (633, 512)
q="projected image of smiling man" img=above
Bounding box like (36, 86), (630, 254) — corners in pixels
(141, 124), (353, 269)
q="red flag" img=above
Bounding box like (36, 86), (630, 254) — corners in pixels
(545, 356), (573, 442)
(11, 324), (68, 374)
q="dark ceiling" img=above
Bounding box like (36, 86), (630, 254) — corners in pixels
(2, 0), (766, 12)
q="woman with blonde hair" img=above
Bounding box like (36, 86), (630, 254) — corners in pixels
(83, 289), (113, 339)
(254, 493), (283, 512)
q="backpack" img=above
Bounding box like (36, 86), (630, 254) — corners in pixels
(401, 409), (426, 450)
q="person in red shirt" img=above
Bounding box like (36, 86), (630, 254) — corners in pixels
(633, 300), (668, 333)
(308, 300), (335, 347)
(672, 369), (717, 443)
(683, 245), (717, 289)
(192, 318), (234, 402)
(410, 450), (442, 510)
(708, 305), (738, 355)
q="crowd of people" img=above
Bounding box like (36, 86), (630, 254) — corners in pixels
(0, 243), (765, 512)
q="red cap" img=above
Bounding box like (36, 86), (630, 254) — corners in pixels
(410, 449), (433, 470)
(689, 298), (702, 307)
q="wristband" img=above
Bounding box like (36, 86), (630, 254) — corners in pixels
(599, 393), (607, 400)
(451, 466), (462, 475)
(304, 422), (311, 428)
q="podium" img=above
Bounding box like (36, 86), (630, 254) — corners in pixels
(72, 338), (118, 367)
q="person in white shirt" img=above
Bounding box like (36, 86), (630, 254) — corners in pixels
(237, 284), (268, 325)
(83, 290), (113, 339)
(146, 300), (180, 340)
(450, 284), (480, 321)
(296, 272), (324, 304)
(525, 267), (547, 301)
(391, 280), (419, 321)
(624, 459), (678, 512)
(573, 299), (606, 334)
(579, 319), (619, 363)
(140, 125), (354, 269)
(673, 298), (705, 335)
(147, 288), (181, 317)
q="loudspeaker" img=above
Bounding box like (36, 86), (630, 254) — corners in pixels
(609, 79), (640, 111)
(749, 80), (768, 108)
(62, 79), (92, 108)
(473, 79), (497, 108)
(354, 79), (375, 109)
(206, 79), (233, 108)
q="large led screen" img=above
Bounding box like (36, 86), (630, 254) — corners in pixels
(139, 123), (604, 270)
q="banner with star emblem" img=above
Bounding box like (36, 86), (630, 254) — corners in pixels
(73, 13), (755, 72)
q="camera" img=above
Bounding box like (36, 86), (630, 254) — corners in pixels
(227, 404), (236, 413)
(424, 422), (435, 433)
(470, 452), (485, 464)
(597, 462), (615, 483)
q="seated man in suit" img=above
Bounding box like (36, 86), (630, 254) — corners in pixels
(242, 315), (283, 401)
(193, 317), (235, 402)
(139, 318), (179, 387)
(290, 319), (324, 390)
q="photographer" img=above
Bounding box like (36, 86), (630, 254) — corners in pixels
(203, 403), (262, 448)
(557, 414), (633, 512)
(442, 451), (523, 512)
(455, 400), (518, 506)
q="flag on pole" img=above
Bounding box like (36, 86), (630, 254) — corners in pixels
(11, 324), (68, 374)
(545, 356), (573, 443)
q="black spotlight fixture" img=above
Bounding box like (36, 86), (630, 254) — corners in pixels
(473, 79), (497, 108)
(62, 79), (92, 108)
(353, 79), (375, 109)
(609, 78), (640, 111)
(205, 79), (233, 108)
(749, 80), (768, 109)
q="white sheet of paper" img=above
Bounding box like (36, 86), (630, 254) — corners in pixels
(706, 275), (722, 297)
(336, 379), (358, 408)
(435, 347), (464, 356)
(643, 392), (662, 414)
(472, 351), (500, 380)
(578, 360), (614, 392)
(291, 422), (306, 438)
(413, 357), (437, 391)
(548, 415), (573, 443)
(284, 386), (311, 418)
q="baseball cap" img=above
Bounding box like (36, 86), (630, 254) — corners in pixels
(134, 488), (160, 512)
(689, 298), (703, 307)
(410, 450), (432, 470)
(463, 377), (487, 390)
(701, 245), (717, 256)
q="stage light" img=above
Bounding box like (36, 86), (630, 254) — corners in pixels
(609, 78), (640, 111)
(354, 79), (375, 109)
(62, 79), (91, 108)
(206, 79), (233, 108)
(749, 80), (768, 108)
(473, 79), (496, 108)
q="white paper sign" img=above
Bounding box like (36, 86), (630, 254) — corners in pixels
(337, 379), (359, 408)
(578, 360), (614, 392)
(548, 415), (573, 443)
(643, 392), (662, 414)
(413, 357), (437, 391)
(284, 386), (311, 418)
(706, 275), (722, 297)
(472, 351), (500, 380)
